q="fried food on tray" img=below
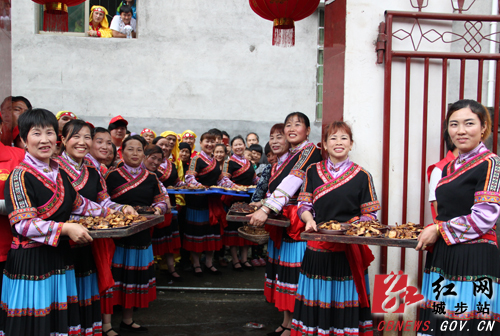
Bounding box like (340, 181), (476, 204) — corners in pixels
(133, 205), (156, 214)
(346, 220), (385, 237)
(318, 220), (342, 231)
(230, 202), (258, 214)
(240, 225), (268, 235)
(68, 213), (148, 230)
(385, 222), (422, 239)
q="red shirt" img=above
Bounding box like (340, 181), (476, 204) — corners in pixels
(0, 143), (25, 261)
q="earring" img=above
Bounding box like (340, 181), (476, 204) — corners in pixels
(482, 132), (484, 137)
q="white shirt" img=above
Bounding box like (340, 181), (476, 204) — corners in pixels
(110, 15), (137, 34)
(428, 167), (442, 202)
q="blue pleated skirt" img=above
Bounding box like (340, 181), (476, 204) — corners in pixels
(0, 242), (84, 335)
(183, 205), (222, 253)
(417, 239), (500, 336)
(265, 235), (307, 312)
(291, 246), (373, 336)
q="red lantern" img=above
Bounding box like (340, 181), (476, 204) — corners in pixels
(32, 1), (86, 32)
(249, 0), (320, 47)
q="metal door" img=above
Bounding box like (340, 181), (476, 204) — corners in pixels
(377, 1), (500, 334)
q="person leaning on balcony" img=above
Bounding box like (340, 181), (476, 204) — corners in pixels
(416, 99), (500, 335)
(88, 5), (112, 38)
(110, 5), (136, 38)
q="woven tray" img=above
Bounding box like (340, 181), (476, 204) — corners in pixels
(237, 227), (269, 244)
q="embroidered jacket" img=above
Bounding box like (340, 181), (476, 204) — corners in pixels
(222, 154), (259, 185)
(5, 153), (107, 248)
(264, 140), (322, 213)
(297, 157), (380, 224)
(435, 143), (500, 246)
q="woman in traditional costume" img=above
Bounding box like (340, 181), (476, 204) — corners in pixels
(152, 132), (185, 280)
(184, 132), (239, 276)
(214, 143), (228, 171)
(0, 113), (25, 290)
(1, 109), (109, 336)
(248, 128), (287, 268)
(88, 6), (112, 38)
(103, 135), (169, 334)
(291, 121), (379, 336)
(141, 128), (156, 144)
(143, 143), (184, 281)
(417, 99), (500, 335)
(56, 120), (137, 336)
(222, 135), (259, 271)
(179, 141), (192, 175)
(87, 126), (114, 177)
(249, 112), (322, 336)
(181, 130), (198, 158)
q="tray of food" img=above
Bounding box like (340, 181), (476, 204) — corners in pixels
(345, 220), (389, 237)
(317, 220), (350, 235)
(238, 225), (269, 244)
(208, 186), (251, 197)
(68, 213), (165, 238)
(300, 221), (421, 248)
(166, 185), (208, 194)
(226, 210), (291, 227)
(229, 202), (258, 214)
(133, 205), (156, 214)
(384, 222), (422, 239)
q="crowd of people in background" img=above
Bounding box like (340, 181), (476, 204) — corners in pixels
(1, 95), (499, 336)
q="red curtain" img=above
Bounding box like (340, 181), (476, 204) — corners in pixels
(32, 1), (86, 32)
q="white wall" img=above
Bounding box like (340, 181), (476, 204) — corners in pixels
(11, 1), (322, 146)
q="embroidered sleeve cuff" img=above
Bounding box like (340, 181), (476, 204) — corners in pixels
(360, 214), (377, 221)
(175, 180), (186, 187)
(185, 174), (201, 186)
(361, 200), (381, 214)
(186, 170), (197, 177)
(297, 204), (313, 221)
(474, 191), (500, 205)
(8, 207), (37, 226)
(218, 176), (235, 188)
(297, 192), (312, 203)
(263, 200), (280, 214)
(47, 221), (63, 247)
(290, 169), (305, 180)
(153, 202), (168, 215)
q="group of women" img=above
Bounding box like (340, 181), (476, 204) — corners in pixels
(0, 98), (499, 336)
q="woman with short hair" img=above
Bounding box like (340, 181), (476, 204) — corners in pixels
(291, 121), (379, 336)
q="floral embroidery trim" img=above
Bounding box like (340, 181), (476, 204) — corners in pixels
(158, 159), (173, 182)
(297, 191), (312, 203)
(474, 191), (500, 204)
(230, 156), (250, 179)
(438, 152), (493, 189)
(198, 154), (217, 176)
(16, 163), (66, 220)
(55, 156), (89, 192)
(361, 201), (381, 214)
(110, 167), (149, 199)
(313, 162), (360, 204)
